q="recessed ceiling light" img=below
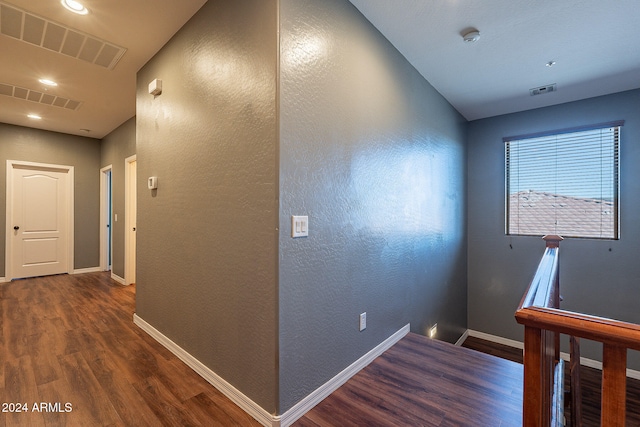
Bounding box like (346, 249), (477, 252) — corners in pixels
(39, 78), (58, 87)
(28, 114), (42, 120)
(61, 0), (89, 15)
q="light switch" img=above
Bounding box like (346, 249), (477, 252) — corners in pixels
(291, 215), (309, 238)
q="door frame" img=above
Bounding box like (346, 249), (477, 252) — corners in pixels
(124, 155), (136, 286)
(5, 160), (74, 280)
(100, 165), (112, 271)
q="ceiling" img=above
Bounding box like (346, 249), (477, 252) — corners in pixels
(349, 0), (640, 121)
(0, 0), (206, 138)
(0, 1), (639, 139)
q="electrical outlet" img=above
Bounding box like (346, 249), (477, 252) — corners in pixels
(359, 312), (366, 331)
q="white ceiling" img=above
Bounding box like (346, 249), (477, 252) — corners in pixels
(0, 0), (206, 138)
(349, 0), (640, 121)
(0, 1), (638, 139)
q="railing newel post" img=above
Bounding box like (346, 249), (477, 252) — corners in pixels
(542, 235), (563, 248)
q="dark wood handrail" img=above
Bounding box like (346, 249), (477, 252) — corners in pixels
(517, 305), (640, 351)
(515, 235), (640, 426)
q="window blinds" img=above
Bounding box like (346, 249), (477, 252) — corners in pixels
(505, 123), (620, 239)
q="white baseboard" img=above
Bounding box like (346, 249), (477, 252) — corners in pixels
(134, 314), (277, 426)
(72, 267), (101, 274)
(279, 324), (410, 426)
(468, 329), (524, 349)
(133, 314), (409, 427)
(110, 273), (125, 285)
(454, 329), (470, 346)
(0, 276), (6, 283)
(466, 329), (640, 380)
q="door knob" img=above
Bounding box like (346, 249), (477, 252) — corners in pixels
(13, 226), (19, 230)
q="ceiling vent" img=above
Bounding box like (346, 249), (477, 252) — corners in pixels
(0, 2), (127, 70)
(529, 83), (557, 96)
(0, 82), (82, 110)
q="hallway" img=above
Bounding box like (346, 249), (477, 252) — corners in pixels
(0, 272), (259, 426)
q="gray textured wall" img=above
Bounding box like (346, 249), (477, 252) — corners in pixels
(278, 0), (468, 412)
(101, 117), (136, 279)
(135, 0), (279, 412)
(468, 89), (640, 368)
(0, 123), (101, 274)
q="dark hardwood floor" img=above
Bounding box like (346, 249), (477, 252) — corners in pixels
(463, 335), (640, 426)
(0, 272), (260, 427)
(3, 272), (525, 426)
(295, 332), (523, 426)
(8, 272), (638, 426)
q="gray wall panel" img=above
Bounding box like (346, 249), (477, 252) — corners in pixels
(467, 89), (640, 368)
(278, 0), (468, 412)
(135, 0), (278, 412)
(0, 123), (101, 274)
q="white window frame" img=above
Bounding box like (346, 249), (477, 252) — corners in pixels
(504, 121), (622, 240)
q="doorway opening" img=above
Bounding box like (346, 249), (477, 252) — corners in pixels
(100, 165), (112, 272)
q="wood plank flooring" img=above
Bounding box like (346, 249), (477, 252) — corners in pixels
(0, 272), (261, 427)
(14, 272), (634, 426)
(295, 332), (523, 426)
(463, 335), (640, 426)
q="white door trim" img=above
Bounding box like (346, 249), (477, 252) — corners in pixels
(5, 160), (74, 280)
(100, 165), (112, 271)
(124, 155), (136, 286)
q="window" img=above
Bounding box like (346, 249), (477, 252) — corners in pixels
(505, 121), (622, 239)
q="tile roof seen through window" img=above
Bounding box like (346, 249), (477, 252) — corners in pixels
(509, 191), (615, 239)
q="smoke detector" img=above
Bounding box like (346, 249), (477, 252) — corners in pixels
(463, 30), (480, 43)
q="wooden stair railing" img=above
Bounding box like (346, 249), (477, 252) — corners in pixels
(515, 235), (640, 427)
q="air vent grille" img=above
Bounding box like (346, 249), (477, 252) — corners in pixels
(529, 83), (557, 96)
(0, 2), (127, 70)
(0, 82), (82, 110)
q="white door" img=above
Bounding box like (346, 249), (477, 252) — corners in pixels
(7, 161), (73, 279)
(124, 155), (136, 285)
